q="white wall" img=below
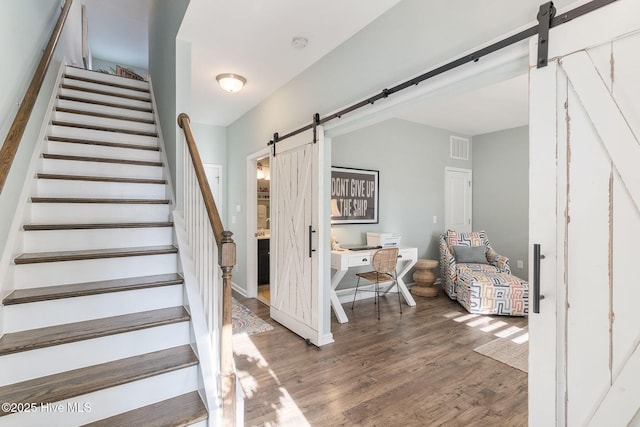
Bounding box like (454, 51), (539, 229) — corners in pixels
(0, 0), (83, 336)
(1, 0), (58, 151)
(0, 0), (83, 262)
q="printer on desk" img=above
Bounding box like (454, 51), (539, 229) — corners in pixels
(366, 232), (401, 248)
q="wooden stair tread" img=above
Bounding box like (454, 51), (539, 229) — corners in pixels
(51, 120), (157, 138)
(0, 345), (197, 416)
(3, 273), (183, 305)
(82, 391), (207, 427)
(14, 245), (178, 265)
(61, 83), (151, 102)
(42, 153), (162, 167)
(0, 307), (190, 356)
(55, 107), (155, 124)
(37, 173), (166, 185)
(47, 135), (160, 151)
(23, 221), (173, 231)
(58, 95), (153, 113)
(64, 73), (150, 94)
(31, 197), (170, 204)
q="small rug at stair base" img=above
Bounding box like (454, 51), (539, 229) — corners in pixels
(232, 298), (273, 336)
(474, 328), (529, 373)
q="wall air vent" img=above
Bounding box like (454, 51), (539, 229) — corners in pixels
(450, 136), (470, 160)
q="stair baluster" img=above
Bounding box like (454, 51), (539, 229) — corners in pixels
(178, 113), (238, 426)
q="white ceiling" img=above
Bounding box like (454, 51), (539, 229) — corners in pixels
(178, 0), (402, 127)
(83, 0), (529, 136)
(397, 74), (529, 136)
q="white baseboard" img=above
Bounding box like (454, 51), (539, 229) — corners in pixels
(231, 282), (248, 297)
(318, 332), (334, 346)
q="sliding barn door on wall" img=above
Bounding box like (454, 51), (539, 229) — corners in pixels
(270, 127), (325, 346)
(529, 1), (640, 425)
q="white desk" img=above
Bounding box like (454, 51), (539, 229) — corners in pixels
(330, 247), (418, 323)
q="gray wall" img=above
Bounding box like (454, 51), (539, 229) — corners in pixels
(331, 118), (471, 289)
(472, 126), (529, 279)
(148, 0), (190, 192)
(191, 122), (227, 165)
(223, 0), (575, 293)
(190, 122), (228, 223)
(0, 0), (83, 260)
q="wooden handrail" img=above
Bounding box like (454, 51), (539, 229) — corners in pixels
(177, 113), (225, 245)
(177, 112), (237, 426)
(0, 0), (74, 193)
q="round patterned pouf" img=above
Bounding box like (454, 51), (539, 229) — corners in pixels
(411, 259), (439, 297)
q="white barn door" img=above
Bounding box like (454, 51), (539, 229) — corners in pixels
(529, 1), (640, 425)
(270, 127), (324, 345)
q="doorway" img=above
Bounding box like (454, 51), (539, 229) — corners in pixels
(444, 167), (472, 233)
(246, 148), (270, 300)
(256, 156), (271, 306)
(203, 163), (223, 215)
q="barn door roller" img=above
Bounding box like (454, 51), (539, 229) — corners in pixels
(536, 1), (556, 68)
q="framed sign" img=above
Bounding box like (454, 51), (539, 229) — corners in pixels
(330, 166), (379, 224)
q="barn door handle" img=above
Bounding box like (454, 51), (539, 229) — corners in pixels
(308, 225), (316, 258)
(533, 244), (546, 313)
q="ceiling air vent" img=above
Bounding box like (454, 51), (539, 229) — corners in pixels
(450, 136), (470, 160)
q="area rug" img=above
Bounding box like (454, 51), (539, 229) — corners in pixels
(474, 327), (529, 373)
(232, 298), (273, 336)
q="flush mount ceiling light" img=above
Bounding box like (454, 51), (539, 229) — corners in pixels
(216, 73), (247, 93)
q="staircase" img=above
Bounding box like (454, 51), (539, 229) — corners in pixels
(0, 66), (209, 426)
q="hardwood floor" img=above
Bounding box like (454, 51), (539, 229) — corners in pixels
(233, 292), (528, 427)
(257, 285), (270, 306)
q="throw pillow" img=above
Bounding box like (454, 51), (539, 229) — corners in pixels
(452, 245), (488, 264)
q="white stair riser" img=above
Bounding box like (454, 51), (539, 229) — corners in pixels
(23, 226), (173, 253)
(53, 111), (157, 135)
(41, 156), (163, 178)
(59, 87), (152, 112)
(4, 285), (184, 332)
(35, 179), (166, 200)
(41, 158), (163, 180)
(50, 124), (158, 147)
(62, 77), (151, 101)
(56, 99), (154, 122)
(0, 322), (190, 386)
(46, 140), (161, 163)
(65, 66), (149, 90)
(0, 366), (199, 427)
(30, 203), (170, 223)
(14, 253), (179, 288)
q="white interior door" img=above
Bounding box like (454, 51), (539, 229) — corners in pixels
(529, 1), (640, 425)
(445, 167), (472, 232)
(270, 127), (323, 345)
(203, 163), (222, 211)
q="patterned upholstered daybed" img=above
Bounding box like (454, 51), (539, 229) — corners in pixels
(439, 230), (528, 316)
